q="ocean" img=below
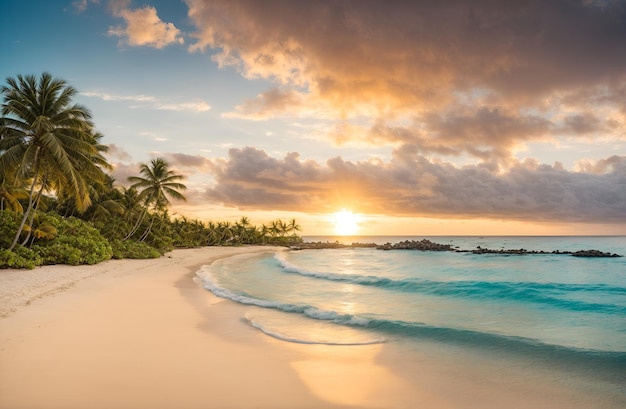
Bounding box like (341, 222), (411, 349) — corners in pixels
(196, 236), (625, 404)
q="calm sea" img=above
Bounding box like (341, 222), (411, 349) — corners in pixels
(196, 236), (625, 400)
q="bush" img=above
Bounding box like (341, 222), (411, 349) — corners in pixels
(92, 218), (130, 242)
(0, 210), (21, 249)
(0, 246), (42, 269)
(110, 239), (161, 259)
(145, 234), (174, 254)
(31, 214), (112, 265)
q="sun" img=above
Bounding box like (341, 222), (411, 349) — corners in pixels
(332, 209), (361, 236)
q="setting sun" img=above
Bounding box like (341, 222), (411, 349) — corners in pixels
(332, 209), (361, 236)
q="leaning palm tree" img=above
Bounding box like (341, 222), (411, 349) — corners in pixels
(0, 73), (109, 250)
(125, 157), (187, 241)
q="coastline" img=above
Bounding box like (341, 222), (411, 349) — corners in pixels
(0, 246), (621, 409)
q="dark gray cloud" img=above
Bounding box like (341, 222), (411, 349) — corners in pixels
(205, 147), (626, 223)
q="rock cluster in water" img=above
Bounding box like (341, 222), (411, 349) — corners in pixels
(570, 249), (622, 258)
(296, 239), (622, 257)
(377, 239), (454, 251)
(466, 246), (621, 257)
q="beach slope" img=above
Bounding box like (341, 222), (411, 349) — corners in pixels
(0, 247), (354, 409)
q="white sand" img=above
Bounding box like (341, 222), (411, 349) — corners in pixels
(0, 247), (618, 409)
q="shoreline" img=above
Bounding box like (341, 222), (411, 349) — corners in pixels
(1, 247), (622, 408)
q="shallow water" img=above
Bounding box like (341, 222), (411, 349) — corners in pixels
(196, 236), (626, 404)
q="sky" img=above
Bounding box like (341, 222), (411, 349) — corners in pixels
(1, 0), (625, 236)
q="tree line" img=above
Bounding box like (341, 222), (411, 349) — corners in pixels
(0, 73), (302, 268)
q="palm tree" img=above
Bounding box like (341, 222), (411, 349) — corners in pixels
(0, 165), (27, 212)
(287, 218), (301, 236)
(234, 216), (252, 244)
(0, 73), (109, 250)
(216, 221), (234, 245)
(125, 157), (187, 240)
(84, 175), (125, 223)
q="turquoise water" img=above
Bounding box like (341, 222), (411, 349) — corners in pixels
(196, 236), (626, 387)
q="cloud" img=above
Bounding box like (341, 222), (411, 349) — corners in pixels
(204, 147), (626, 223)
(186, 0), (626, 100)
(105, 143), (132, 162)
(109, 3), (184, 48)
(109, 162), (139, 186)
(81, 91), (155, 102)
(156, 101), (210, 112)
(81, 90), (210, 112)
(223, 88), (306, 120)
(559, 113), (605, 135)
(163, 153), (213, 172)
(185, 0), (626, 166)
(72, 0), (98, 13)
(575, 155), (626, 174)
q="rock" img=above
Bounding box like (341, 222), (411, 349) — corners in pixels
(571, 250), (622, 258)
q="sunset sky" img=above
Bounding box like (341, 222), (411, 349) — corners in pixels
(2, 0), (625, 235)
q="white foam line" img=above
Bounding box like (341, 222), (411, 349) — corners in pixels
(243, 316), (386, 346)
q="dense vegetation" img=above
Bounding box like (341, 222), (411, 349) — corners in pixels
(0, 73), (301, 269)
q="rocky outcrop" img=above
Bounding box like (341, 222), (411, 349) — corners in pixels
(377, 239), (454, 251)
(295, 239), (623, 257)
(571, 249), (622, 258)
(466, 247), (622, 257)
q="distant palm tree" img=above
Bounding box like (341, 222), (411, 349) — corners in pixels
(0, 73), (109, 250)
(287, 218), (301, 236)
(125, 157), (187, 240)
(216, 221), (234, 244)
(235, 216), (252, 244)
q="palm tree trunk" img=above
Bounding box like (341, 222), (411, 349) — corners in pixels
(21, 174), (48, 247)
(139, 215), (155, 242)
(123, 206), (148, 240)
(9, 152), (40, 251)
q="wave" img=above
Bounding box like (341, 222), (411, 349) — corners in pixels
(196, 265), (626, 372)
(273, 253), (626, 315)
(197, 265), (372, 324)
(243, 313), (386, 346)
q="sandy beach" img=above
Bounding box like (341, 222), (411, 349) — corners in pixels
(0, 246), (619, 409)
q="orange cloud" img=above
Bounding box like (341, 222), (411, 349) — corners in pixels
(109, 3), (184, 48)
(184, 0), (626, 167)
(223, 88), (307, 120)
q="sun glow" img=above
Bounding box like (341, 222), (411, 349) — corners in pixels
(332, 209), (361, 235)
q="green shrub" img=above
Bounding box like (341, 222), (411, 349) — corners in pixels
(145, 235), (174, 254)
(31, 214), (112, 265)
(0, 210), (21, 249)
(92, 218), (130, 242)
(110, 239), (161, 259)
(0, 246), (42, 269)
